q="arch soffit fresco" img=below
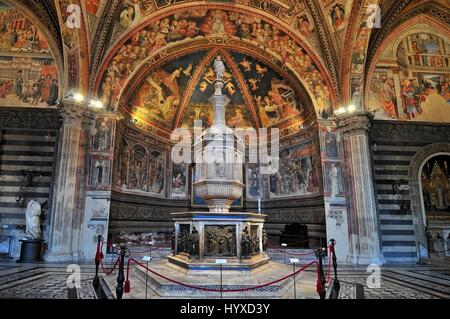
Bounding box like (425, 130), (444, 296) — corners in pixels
(364, 14), (450, 106)
(364, 0), (450, 77)
(340, 0), (384, 103)
(1, 0), (65, 96)
(54, 0), (90, 92)
(92, 3), (337, 114)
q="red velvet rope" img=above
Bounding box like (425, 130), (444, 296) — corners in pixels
(127, 257), (319, 293)
(100, 257), (120, 275)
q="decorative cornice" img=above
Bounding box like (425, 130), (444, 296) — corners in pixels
(371, 120), (450, 142)
(336, 111), (373, 135)
(0, 107), (61, 130)
(59, 101), (98, 129)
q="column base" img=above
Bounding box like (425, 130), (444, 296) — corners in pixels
(44, 251), (85, 263)
(347, 254), (384, 265)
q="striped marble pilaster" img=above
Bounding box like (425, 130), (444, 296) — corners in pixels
(337, 112), (383, 265)
(46, 102), (97, 262)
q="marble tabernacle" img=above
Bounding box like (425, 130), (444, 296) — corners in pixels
(168, 212), (269, 270)
(168, 55), (269, 270)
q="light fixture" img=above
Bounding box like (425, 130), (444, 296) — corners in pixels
(337, 107), (346, 115)
(73, 93), (84, 102)
(90, 100), (103, 109)
(347, 104), (357, 113)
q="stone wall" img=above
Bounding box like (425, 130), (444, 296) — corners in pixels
(371, 120), (450, 263)
(0, 108), (60, 258)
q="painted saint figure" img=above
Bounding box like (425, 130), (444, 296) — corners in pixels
(325, 127), (338, 158)
(380, 77), (397, 118)
(329, 163), (339, 198)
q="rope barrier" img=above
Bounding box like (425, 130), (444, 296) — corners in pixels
(128, 257), (319, 293)
(94, 235), (335, 298)
(100, 257), (120, 275)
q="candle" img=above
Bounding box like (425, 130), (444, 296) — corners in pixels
(258, 198), (261, 213)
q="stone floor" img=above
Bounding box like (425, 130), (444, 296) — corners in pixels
(0, 258), (449, 299)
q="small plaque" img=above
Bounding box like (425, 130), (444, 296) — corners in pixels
(142, 256), (152, 262)
(289, 258), (300, 264)
(215, 259), (228, 264)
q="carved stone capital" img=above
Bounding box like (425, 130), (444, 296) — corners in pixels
(59, 100), (98, 129)
(336, 111), (374, 136)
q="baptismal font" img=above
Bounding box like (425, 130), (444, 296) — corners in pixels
(168, 56), (269, 269)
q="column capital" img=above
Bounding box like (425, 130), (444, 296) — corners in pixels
(59, 100), (98, 128)
(335, 111), (374, 135)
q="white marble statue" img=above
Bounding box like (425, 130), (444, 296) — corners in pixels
(25, 199), (42, 240)
(214, 56), (225, 81)
(330, 164), (339, 198)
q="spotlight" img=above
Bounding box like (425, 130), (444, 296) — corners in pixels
(337, 107), (346, 115)
(91, 100), (103, 109)
(347, 104), (357, 113)
(73, 93), (84, 102)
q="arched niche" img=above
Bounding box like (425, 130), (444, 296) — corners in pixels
(408, 143), (450, 257)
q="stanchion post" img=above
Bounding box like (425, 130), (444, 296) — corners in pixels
(220, 263), (223, 300)
(142, 256), (152, 300)
(116, 245), (127, 300)
(282, 243), (287, 264)
(93, 235), (103, 288)
(315, 248), (326, 299)
(330, 239), (340, 292)
(292, 262), (297, 299)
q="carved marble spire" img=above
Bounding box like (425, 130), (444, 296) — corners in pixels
(209, 56), (230, 129)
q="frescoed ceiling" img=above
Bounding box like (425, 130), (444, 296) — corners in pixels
(0, 1), (60, 108)
(120, 48), (314, 140)
(0, 0), (449, 131)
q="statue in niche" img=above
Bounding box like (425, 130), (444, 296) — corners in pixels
(171, 229), (176, 254)
(188, 226), (200, 257)
(177, 228), (189, 254)
(262, 229), (268, 251)
(25, 199), (42, 240)
(95, 160), (104, 187)
(96, 121), (110, 151)
(214, 148), (226, 178)
(241, 226), (252, 258)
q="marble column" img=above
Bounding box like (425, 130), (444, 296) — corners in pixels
(336, 111), (383, 265)
(45, 101), (97, 262)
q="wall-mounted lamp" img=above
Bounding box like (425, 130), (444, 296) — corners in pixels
(347, 104), (357, 113)
(89, 100), (104, 109)
(391, 179), (408, 196)
(335, 104), (358, 116)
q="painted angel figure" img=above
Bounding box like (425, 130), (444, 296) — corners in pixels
(25, 199), (42, 240)
(214, 56), (226, 81)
